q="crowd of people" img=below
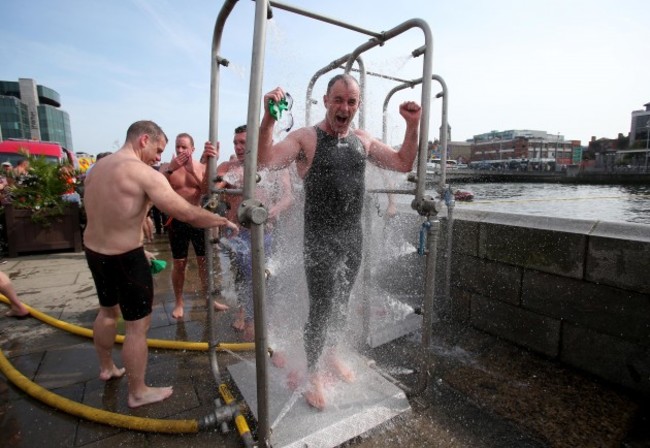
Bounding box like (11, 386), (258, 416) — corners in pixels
(0, 158), (30, 203)
(1, 74), (422, 411)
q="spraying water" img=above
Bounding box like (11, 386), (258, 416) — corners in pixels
(336, 133), (349, 149)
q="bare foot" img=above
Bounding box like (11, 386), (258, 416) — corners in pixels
(99, 365), (126, 381)
(271, 350), (286, 369)
(243, 320), (255, 342)
(213, 300), (229, 312)
(231, 307), (245, 331)
(172, 304), (184, 319)
(303, 373), (326, 410)
(5, 309), (29, 319)
(128, 386), (173, 408)
(287, 369), (304, 390)
(326, 353), (356, 383)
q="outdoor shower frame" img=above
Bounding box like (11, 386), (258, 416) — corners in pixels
(207, 1), (437, 445)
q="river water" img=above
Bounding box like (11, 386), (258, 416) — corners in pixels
(391, 183), (650, 225)
(448, 183), (650, 225)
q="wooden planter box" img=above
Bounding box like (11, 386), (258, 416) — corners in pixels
(4, 203), (83, 257)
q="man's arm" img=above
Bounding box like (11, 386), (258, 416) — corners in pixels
(258, 87), (303, 170)
(367, 101), (422, 173)
(143, 168), (237, 234)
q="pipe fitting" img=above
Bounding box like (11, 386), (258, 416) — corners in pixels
(411, 45), (426, 58)
(198, 400), (239, 431)
(204, 194), (220, 212)
(411, 195), (438, 216)
(237, 198), (268, 227)
(216, 56), (230, 67)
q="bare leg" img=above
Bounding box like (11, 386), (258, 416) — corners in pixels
(0, 271), (29, 318)
(171, 258), (188, 319)
(287, 368), (304, 390)
(271, 350), (286, 369)
(243, 319), (255, 342)
(213, 300), (229, 311)
(326, 349), (355, 383)
(303, 371), (327, 410)
(232, 306), (245, 331)
(93, 305), (126, 381)
(197, 256), (229, 311)
(123, 316), (173, 408)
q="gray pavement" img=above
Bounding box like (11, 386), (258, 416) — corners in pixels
(0, 236), (648, 447)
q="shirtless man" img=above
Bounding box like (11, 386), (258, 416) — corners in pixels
(160, 133), (227, 319)
(258, 74), (421, 409)
(83, 120), (237, 408)
(209, 125), (293, 341)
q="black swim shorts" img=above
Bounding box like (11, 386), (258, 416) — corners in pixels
(168, 218), (206, 259)
(85, 246), (154, 321)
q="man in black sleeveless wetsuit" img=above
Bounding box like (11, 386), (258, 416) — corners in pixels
(258, 74), (422, 409)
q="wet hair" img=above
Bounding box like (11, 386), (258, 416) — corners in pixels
(176, 132), (195, 148)
(96, 152), (112, 161)
(234, 124), (247, 134)
(326, 74), (359, 95)
(125, 120), (168, 145)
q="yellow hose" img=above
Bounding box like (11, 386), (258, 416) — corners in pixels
(0, 295), (259, 438)
(0, 294), (254, 352)
(0, 348), (198, 433)
(219, 383), (254, 446)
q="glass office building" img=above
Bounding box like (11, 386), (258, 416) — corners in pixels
(0, 95), (30, 140)
(0, 79), (73, 150)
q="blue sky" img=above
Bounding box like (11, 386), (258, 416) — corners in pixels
(2, 0), (648, 160)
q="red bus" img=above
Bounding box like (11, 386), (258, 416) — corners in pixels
(0, 139), (78, 169)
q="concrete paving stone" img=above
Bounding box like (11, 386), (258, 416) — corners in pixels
(435, 337), (638, 448)
(36, 343), (98, 389)
(148, 427), (244, 448)
(13, 283), (96, 316)
(1, 316), (72, 356)
(0, 352), (44, 397)
(76, 426), (143, 448)
(158, 319), (208, 344)
(82, 375), (126, 413)
(58, 307), (97, 329)
(149, 301), (174, 325)
(12, 270), (80, 289)
(0, 382), (83, 448)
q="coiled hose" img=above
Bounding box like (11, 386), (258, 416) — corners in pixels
(0, 294), (254, 443)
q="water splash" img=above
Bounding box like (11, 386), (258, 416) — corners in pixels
(221, 169), (243, 188)
(336, 133), (349, 149)
(225, 60), (248, 81)
(271, 389), (303, 430)
(220, 347), (255, 367)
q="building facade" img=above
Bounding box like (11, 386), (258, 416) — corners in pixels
(629, 102), (650, 148)
(0, 78), (73, 150)
(467, 129), (579, 166)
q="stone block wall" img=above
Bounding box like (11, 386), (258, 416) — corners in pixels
(390, 205), (650, 395)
